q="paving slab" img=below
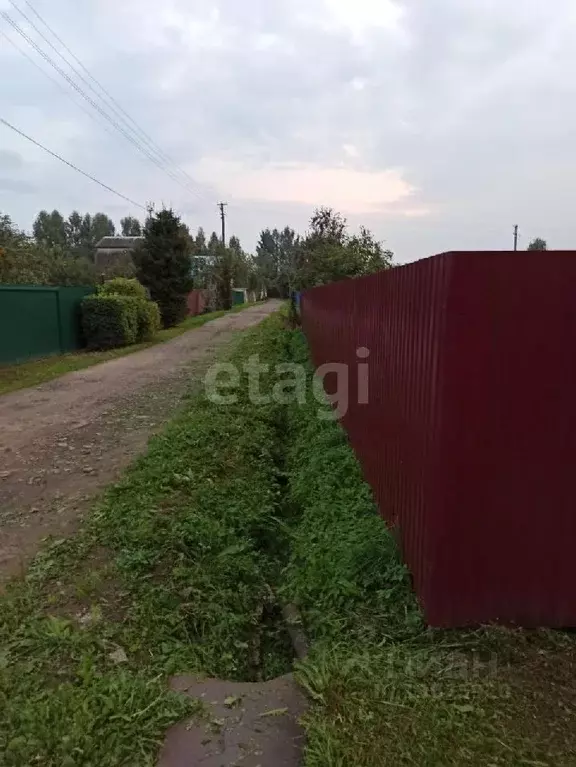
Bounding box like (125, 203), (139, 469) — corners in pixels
(159, 674), (306, 767)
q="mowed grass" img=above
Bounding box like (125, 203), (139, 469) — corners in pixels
(281, 329), (576, 767)
(0, 313), (292, 766)
(0, 302), (256, 396)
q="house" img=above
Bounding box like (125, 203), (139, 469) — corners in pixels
(94, 236), (144, 270)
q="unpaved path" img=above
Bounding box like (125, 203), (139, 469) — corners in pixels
(0, 301), (281, 584)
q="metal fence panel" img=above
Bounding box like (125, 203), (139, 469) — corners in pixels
(56, 286), (94, 353)
(302, 251), (576, 628)
(0, 284), (94, 364)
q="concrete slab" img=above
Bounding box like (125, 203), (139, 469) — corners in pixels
(158, 674), (306, 767)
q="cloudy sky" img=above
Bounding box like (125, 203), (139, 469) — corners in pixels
(1, 0), (575, 261)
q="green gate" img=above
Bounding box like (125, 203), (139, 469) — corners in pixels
(0, 285), (94, 365)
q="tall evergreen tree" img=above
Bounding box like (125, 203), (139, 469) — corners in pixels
(134, 209), (192, 327)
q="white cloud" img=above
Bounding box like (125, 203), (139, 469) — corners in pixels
(2, 0), (576, 262)
(323, 0), (403, 38)
(350, 77), (367, 91)
(193, 157), (418, 214)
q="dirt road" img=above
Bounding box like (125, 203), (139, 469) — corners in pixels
(0, 301), (281, 584)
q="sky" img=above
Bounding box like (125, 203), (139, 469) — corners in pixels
(1, 0), (576, 262)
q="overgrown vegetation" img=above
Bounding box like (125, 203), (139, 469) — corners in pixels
(0, 314), (292, 766)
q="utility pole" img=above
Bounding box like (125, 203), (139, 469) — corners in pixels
(513, 224), (518, 251)
(218, 202), (228, 245)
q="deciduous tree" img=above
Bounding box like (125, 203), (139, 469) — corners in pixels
(297, 208), (393, 289)
(120, 216), (142, 236)
(527, 237), (547, 251)
(33, 209), (67, 248)
(256, 226), (300, 297)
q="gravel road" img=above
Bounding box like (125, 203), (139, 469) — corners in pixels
(0, 301), (281, 584)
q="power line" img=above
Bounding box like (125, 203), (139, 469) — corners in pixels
(0, 26), (125, 146)
(0, 117), (146, 210)
(16, 0), (207, 201)
(0, 13), (171, 174)
(1, 9), (207, 202)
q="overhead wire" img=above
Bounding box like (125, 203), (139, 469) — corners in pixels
(0, 26), (129, 147)
(1, 8), (207, 202)
(15, 0), (207, 201)
(0, 116), (147, 210)
(1, 11), (181, 183)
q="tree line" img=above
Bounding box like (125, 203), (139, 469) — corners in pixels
(127, 206), (395, 326)
(1, 204), (395, 302)
(32, 210), (144, 256)
(0, 209), (149, 287)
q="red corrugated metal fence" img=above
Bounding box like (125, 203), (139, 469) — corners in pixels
(186, 289), (208, 316)
(301, 251), (576, 627)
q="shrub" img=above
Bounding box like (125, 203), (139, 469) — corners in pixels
(93, 278), (160, 343)
(98, 277), (147, 300)
(136, 300), (161, 341)
(81, 294), (139, 350)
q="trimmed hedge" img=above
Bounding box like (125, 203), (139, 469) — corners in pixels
(82, 277), (161, 349)
(81, 294), (139, 350)
(99, 277), (147, 300)
(136, 300), (161, 341)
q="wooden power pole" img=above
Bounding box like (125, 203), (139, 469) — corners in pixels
(218, 202), (228, 245)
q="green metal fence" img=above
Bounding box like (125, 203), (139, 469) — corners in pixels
(0, 285), (94, 365)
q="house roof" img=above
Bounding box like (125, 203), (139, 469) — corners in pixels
(95, 236), (144, 249)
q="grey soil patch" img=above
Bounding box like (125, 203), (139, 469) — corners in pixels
(0, 301), (282, 584)
(159, 675), (306, 767)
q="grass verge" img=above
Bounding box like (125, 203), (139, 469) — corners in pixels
(4, 313), (576, 766)
(0, 312), (292, 766)
(281, 329), (576, 767)
(0, 302), (257, 396)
